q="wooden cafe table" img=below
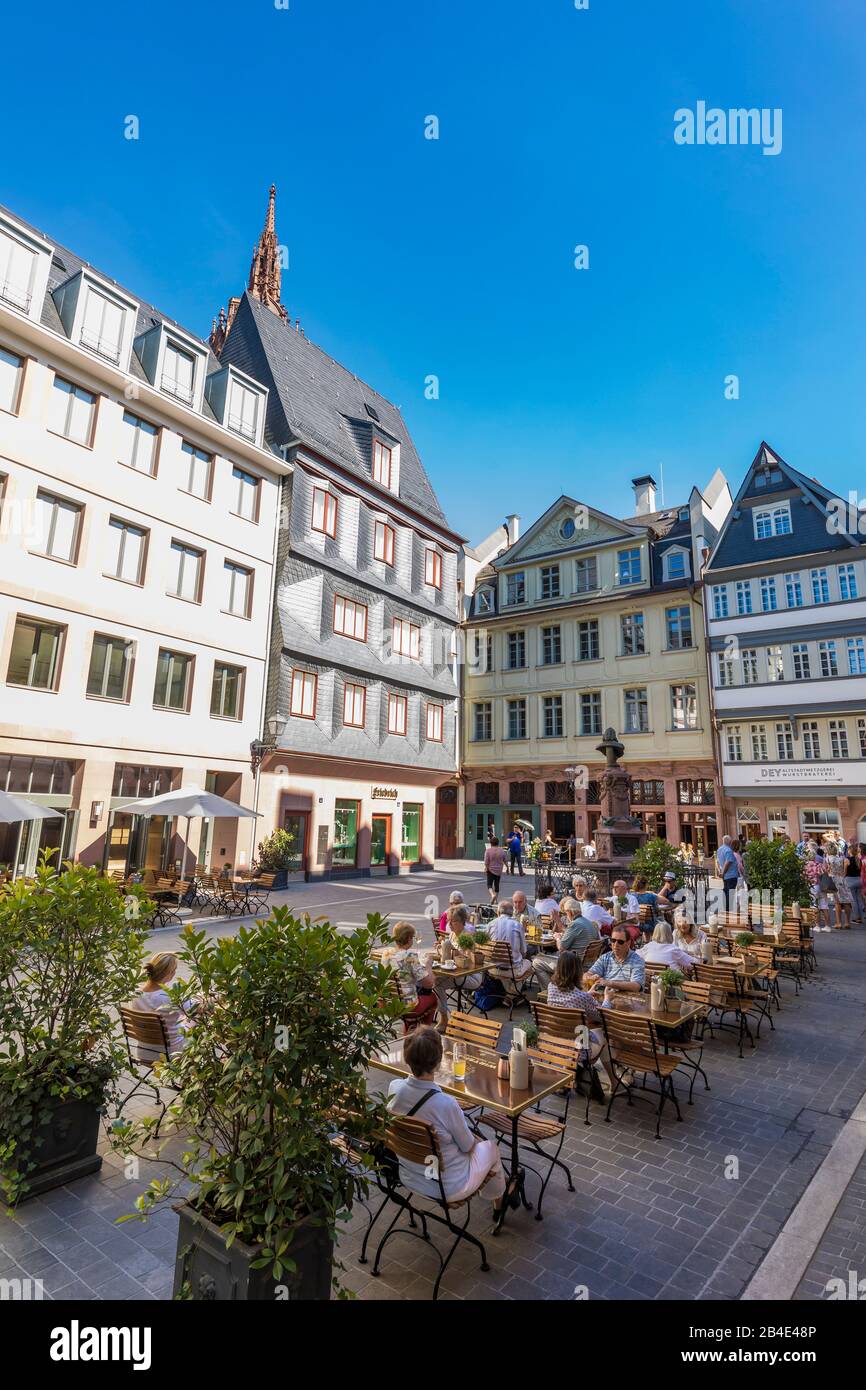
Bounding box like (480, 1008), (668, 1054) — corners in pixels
(371, 1033), (573, 1232)
(372, 947), (482, 1014)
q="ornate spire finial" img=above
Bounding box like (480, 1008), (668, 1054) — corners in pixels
(247, 183), (288, 321)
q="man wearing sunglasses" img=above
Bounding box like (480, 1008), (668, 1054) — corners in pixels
(585, 926), (645, 994)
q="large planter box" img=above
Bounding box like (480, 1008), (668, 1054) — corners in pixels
(22, 1097), (102, 1199)
(173, 1203), (333, 1301)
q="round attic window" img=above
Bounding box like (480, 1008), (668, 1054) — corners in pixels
(560, 517), (576, 540)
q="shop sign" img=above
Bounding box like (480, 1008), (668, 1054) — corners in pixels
(371, 786), (399, 801)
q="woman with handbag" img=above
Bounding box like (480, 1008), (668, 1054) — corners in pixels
(805, 849), (836, 932)
(843, 844), (864, 925)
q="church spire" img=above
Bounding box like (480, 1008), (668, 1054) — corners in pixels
(209, 183), (288, 356)
(248, 183), (287, 321)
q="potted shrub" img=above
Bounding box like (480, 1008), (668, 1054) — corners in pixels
(473, 928), (489, 966)
(113, 908), (399, 1300)
(742, 838), (811, 910)
(456, 930), (475, 966)
(0, 858), (148, 1205)
(254, 829), (297, 889)
(659, 967), (685, 1001)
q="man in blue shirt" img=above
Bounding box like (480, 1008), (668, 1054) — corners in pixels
(585, 927), (645, 992)
(716, 834), (739, 906)
(506, 827), (524, 876)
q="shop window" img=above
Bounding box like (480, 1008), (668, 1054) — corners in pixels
(401, 803), (422, 863)
(333, 799), (359, 868)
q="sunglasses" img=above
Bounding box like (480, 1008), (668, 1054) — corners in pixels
(611, 937), (628, 946)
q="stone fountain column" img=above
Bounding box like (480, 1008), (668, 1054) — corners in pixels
(577, 728), (647, 894)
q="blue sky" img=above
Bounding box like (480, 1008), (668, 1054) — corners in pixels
(4, 0), (864, 539)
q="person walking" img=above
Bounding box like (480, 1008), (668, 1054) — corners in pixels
(843, 843), (864, 925)
(716, 834), (739, 910)
(506, 826), (524, 876)
(483, 837), (509, 904)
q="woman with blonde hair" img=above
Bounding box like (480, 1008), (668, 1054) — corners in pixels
(127, 953), (193, 1062)
(389, 921), (438, 1029)
(637, 922), (695, 974)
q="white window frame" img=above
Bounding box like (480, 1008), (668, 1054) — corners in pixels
(753, 502), (792, 539)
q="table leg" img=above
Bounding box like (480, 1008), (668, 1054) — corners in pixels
(493, 1115), (532, 1234)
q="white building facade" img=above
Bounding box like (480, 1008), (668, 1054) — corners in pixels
(0, 203), (285, 876)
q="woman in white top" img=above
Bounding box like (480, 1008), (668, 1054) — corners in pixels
(672, 919), (707, 959)
(127, 953), (193, 1063)
(637, 923), (695, 975)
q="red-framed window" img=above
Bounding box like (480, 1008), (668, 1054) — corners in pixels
(372, 439), (393, 488)
(393, 617), (420, 660)
(290, 668), (317, 719)
(387, 692), (407, 736)
(334, 594), (368, 642)
(343, 681), (366, 728)
(426, 703), (443, 742)
(425, 548), (442, 590)
(312, 487), (337, 539)
(374, 520), (395, 566)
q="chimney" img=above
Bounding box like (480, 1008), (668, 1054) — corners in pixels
(505, 513), (520, 546)
(631, 475), (657, 516)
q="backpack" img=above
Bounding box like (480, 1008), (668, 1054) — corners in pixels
(473, 977), (506, 1012)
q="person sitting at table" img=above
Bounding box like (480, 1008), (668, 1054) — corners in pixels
(656, 871), (680, 911)
(511, 888), (538, 926)
(571, 876), (589, 903)
(578, 888), (614, 935)
(608, 878), (640, 917)
(637, 921), (695, 975)
(387, 1027), (511, 1212)
(389, 922), (438, 1028)
(434, 890), (465, 935)
(488, 900), (534, 980)
(440, 904), (483, 1000)
(673, 917), (707, 960)
(126, 953), (195, 1063)
(532, 897), (601, 987)
(584, 925), (645, 993)
(546, 950), (616, 1088)
(533, 881), (561, 920)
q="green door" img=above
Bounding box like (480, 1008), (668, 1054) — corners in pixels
(401, 804), (422, 863)
(371, 815), (390, 866)
(333, 800), (359, 868)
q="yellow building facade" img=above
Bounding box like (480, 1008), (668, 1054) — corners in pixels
(461, 482), (730, 863)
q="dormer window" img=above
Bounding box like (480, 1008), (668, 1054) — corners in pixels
(227, 378), (259, 442)
(753, 502), (792, 539)
(663, 546), (690, 581)
(425, 548), (443, 590)
(476, 588), (493, 614)
(53, 268), (137, 370)
(79, 286), (125, 364)
(204, 364), (267, 446)
(373, 439), (393, 488)
(161, 340), (196, 404)
(0, 230), (36, 312)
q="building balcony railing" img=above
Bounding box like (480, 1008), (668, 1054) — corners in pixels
(160, 374), (195, 405)
(79, 328), (122, 365)
(0, 279), (32, 312)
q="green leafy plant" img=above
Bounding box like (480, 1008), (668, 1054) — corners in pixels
(473, 929), (489, 946)
(526, 837), (544, 862)
(457, 931), (475, 951)
(742, 838), (811, 907)
(734, 931), (756, 949)
(630, 838), (683, 891)
(519, 1018), (539, 1048)
(112, 909), (400, 1290)
(0, 857), (149, 1205)
(255, 829), (296, 873)
(658, 967), (684, 991)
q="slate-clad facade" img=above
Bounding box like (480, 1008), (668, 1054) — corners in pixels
(704, 443), (866, 846)
(214, 194), (460, 875)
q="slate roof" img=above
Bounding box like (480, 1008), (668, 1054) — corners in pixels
(220, 292), (450, 526)
(0, 202), (225, 424)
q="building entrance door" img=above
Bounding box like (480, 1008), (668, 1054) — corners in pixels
(281, 810), (308, 871)
(371, 815), (391, 867)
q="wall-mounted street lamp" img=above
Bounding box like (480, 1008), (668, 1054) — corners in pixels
(250, 714), (287, 775)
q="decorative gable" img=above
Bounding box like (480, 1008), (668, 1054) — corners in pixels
(495, 497), (642, 566)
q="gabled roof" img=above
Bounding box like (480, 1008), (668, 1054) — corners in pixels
(705, 441), (855, 571)
(220, 291), (449, 525)
(491, 495), (648, 569)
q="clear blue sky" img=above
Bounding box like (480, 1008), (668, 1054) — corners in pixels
(4, 0), (864, 539)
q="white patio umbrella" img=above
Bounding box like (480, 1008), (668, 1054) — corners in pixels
(0, 793), (63, 879)
(0, 792), (64, 824)
(112, 785), (260, 875)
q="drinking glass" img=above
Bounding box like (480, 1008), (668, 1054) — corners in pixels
(452, 1042), (466, 1080)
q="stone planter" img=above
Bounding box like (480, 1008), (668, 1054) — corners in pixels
(21, 1096), (102, 1199)
(173, 1203), (333, 1301)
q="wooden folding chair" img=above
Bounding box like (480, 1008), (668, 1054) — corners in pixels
(599, 1011), (684, 1139)
(531, 1001), (602, 1121)
(478, 1034), (576, 1216)
(484, 941), (533, 1019)
(445, 1014), (502, 1123)
(364, 1115), (492, 1299)
(118, 1005), (180, 1135)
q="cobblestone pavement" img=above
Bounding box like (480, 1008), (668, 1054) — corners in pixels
(2, 865), (865, 1302)
(793, 1149), (866, 1302)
